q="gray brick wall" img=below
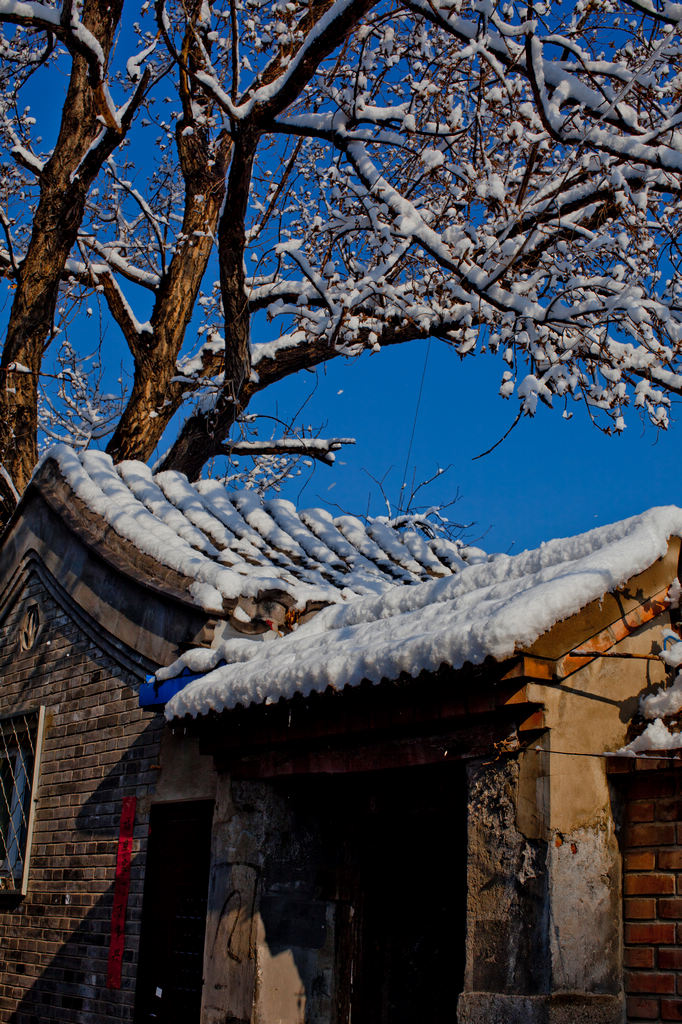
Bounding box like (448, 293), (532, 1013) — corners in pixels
(0, 571), (165, 1024)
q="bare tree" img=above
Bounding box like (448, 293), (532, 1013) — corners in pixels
(0, 0), (682, 517)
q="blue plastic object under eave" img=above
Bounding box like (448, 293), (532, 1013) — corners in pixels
(139, 670), (205, 710)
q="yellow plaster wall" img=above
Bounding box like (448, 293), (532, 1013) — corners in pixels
(519, 538), (680, 838)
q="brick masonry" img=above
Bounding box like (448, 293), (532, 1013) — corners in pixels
(621, 767), (682, 1022)
(0, 570), (165, 1024)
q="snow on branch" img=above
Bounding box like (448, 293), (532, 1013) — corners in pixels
(7, 0), (682, 488)
(0, 461), (19, 526)
(0, 462), (19, 501)
(184, 0), (377, 123)
(621, 0), (682, 25)
(0, 0), (103, 81)
(221, 436), (356, 465)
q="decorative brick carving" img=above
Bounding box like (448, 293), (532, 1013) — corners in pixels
(18, 604), (39, 652)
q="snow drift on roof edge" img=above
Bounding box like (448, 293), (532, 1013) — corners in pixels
(165, 505), (682, 720)
(35, 445), (476, 613)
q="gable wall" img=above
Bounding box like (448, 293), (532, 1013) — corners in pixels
(1, 485), (212, 668)
(0, 566), (164, 1024)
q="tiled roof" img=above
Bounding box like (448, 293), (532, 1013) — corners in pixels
(40, 446), (483, 628)
(163, 505), (682, 719)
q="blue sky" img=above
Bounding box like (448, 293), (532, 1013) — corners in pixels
(253, 340), (682, 555)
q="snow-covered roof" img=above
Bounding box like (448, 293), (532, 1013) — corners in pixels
(38, 446), (479, 621)
(164, 506), (682, 720)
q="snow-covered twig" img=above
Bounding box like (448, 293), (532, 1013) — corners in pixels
(222, 436), (355, 465)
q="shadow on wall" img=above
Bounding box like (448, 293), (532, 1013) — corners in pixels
(8, 870), (140, 1024)
(74, 722), (162, 835)
(6, 723), (163, 1024)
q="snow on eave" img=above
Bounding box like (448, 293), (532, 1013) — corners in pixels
(164, 505), (682, 720)
(36, 446), (330, 614)
(30, 445), (469, 621)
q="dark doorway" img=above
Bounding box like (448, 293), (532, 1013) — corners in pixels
(134, 801), (213, 1024)
(347, 764), (467, 1024)
(271, 761), (467, 1024)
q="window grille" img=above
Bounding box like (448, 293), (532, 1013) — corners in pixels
(0, 707), (45, 895)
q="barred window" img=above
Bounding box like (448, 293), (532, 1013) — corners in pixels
(0, 708), (45, 895)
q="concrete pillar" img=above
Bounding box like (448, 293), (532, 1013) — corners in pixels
(201, 775), (263, 1024)
(458, 753), (624, 1024)
(200, 774), (338, 1024)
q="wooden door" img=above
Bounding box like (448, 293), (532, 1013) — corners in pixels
(134, 801), (214, 1024)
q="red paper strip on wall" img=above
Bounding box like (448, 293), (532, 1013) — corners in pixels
(107, 796), (137, 989)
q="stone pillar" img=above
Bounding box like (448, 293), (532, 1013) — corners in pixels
(201, 775), (264, 1024)
(200, 774), (339, 1024)
(458, 755), (549, 1024)
(458, 752), (624, 1024)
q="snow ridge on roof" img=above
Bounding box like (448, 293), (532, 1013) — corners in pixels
(39, 445), (478, 616)
(164, 505), (682, 720)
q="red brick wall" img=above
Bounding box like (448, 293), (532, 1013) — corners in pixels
(622, 766), (682, 1022)
(0, 569), (164, 1023)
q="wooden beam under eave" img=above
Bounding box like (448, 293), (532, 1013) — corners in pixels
(228, 716), (526, 779)
(502, 656), (554, 683)
(502, 582), (674, 685)
(555, 584), (672, 679)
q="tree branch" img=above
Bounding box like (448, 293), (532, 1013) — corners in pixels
(220, 436), (356, 465)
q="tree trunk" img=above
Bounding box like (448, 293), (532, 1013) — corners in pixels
(0, 0), (123, 494)
(105, 7), (233, 467)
